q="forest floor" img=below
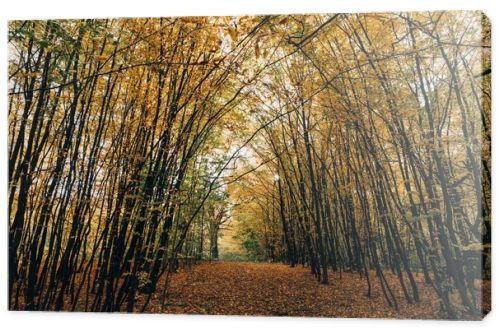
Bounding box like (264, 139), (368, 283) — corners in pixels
(140, 261), (490, 319)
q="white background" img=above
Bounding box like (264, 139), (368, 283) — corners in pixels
(0, 0), (498, 333)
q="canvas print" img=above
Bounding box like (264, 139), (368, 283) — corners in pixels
(8, 11), (490, 319)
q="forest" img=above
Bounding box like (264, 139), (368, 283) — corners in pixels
(8, 12), (490, 319)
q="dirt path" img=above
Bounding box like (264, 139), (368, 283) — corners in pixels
(143, 261), (447, 319)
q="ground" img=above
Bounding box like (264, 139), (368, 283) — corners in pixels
(140, 261), (479, 319)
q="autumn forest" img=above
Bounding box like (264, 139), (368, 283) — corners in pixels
(8, 12), (491, 319)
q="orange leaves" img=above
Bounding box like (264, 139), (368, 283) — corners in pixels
(149, 261), (447, 319)
(94, 55), (108, 62)
(226, 27), (238, 43)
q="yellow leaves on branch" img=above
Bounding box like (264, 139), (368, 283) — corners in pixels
(226, 27), (238, 42)
(94, 55), (108, 62)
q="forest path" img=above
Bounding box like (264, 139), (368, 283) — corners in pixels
(144, 261), (442, 318)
